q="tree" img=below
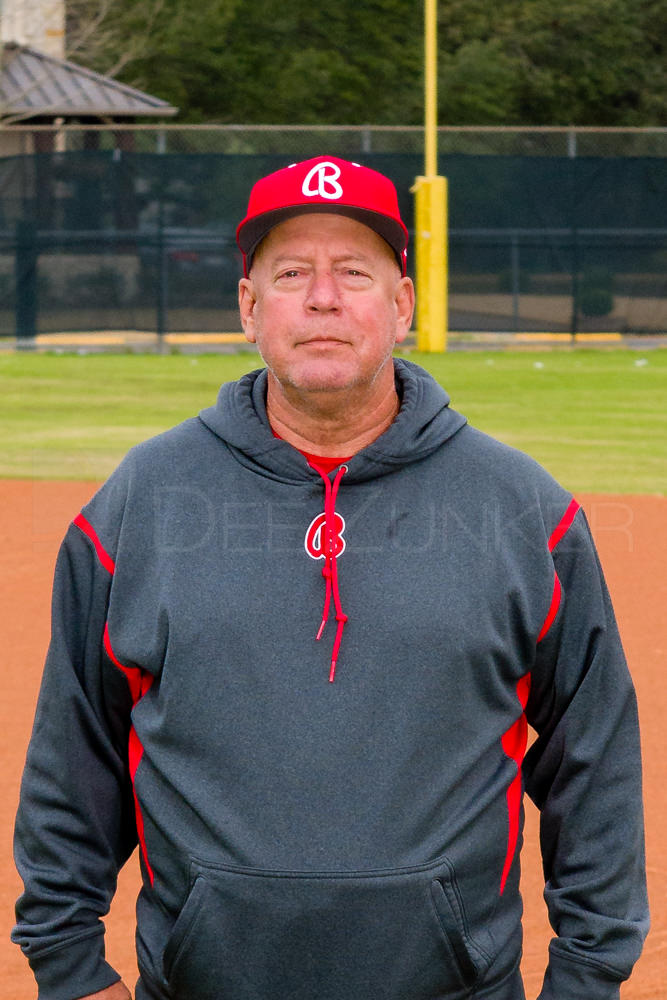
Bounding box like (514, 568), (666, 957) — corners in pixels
(435, 0), (667, 125)
(66, 0), (242, 115)
(65, 0), (667, 125)
(90, 0), (423, 124)
(66, 0), (168, 79)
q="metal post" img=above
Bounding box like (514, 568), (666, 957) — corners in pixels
(414, 175), (448, 352)
(570, 228), (579, 341)
(15, 220), (38, 344)
(424, 0), (438, 178)
(511, 233), (520, 331)
(569, 156), (579, 340)
(157, 198), (167, 350)
(156, 129), (167, 350)
(413, 0), (448, 352)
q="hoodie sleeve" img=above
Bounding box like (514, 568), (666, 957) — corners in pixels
(12, 512), (138, 1000)
(524, 504), (649, 1000)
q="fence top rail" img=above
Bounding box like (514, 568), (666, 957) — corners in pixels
(1, 123), (667, 135)
(0, 227), (663, 242)
(451, 228), (667, 237)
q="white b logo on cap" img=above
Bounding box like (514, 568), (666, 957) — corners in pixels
(302, 161), (343, 200)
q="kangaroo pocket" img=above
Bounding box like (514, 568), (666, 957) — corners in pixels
(163, 856), (493, 1000)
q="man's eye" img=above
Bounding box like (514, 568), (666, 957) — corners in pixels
(278, 269), (300, 279)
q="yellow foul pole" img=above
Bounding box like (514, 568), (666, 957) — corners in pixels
(425, 0), (438, 178)
(414, 0), (448, 351)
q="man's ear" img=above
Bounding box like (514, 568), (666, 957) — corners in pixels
(238, 278), (257, 343)
(394, 277), (415, 345)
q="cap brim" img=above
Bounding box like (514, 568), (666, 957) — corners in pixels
(238, 203), (408, 269)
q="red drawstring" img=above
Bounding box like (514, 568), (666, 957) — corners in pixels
(309, 463), (348, 682)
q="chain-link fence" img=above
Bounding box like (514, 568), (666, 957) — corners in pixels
(9, 124), (667, 157)
(1, 125), (666, 342)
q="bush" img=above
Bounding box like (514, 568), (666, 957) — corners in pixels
(0, 273), (15, 307)
(497, 268), (531, 293)
(66, 267), (126, 305)
(579, 285), (614, 317)
(579, 267), (614, 317)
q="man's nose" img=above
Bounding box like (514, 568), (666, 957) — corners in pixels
(305, 271), (341, 311)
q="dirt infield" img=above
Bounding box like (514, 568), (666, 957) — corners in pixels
(1, 480), (665, 999)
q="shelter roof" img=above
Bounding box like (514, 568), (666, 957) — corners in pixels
(0, 43), (177, 120)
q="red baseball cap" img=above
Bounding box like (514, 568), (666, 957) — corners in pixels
(236, 155), (409, 276)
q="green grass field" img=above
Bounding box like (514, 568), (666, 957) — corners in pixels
(0, 348), (665, 494)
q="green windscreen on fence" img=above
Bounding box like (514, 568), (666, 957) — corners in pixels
(0, 151), (665, 338)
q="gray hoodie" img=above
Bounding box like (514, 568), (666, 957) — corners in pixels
(13, 359), (648, 1000)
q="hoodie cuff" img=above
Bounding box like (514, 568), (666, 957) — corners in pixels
(28, 929), (120, 1000)
(537, 950), (623, 1000)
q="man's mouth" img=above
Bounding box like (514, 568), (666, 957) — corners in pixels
(299, 336), (347, 346)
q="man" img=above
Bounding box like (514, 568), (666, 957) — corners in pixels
(13, 156), (648, 1000)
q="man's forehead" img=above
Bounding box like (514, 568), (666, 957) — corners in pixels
(253, 212), (397, 265)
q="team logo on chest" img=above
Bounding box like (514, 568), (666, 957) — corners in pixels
(305, 512), (346, 560)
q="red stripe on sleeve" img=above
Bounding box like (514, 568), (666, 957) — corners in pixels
(537, 573), (562, 643)
(129, 729), (155, 885)
(73, 513), (116, 574)
(500, 501), (580, 893)
(499, 673), (532, 895)
(103, 623), (155, 885)
(548, 498), (580, 552)
(103, 623), (144, 702)
(536, 499), (578, 644)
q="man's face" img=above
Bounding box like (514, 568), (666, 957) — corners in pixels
(238, 213), (414, 399)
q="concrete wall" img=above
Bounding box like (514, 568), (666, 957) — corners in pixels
(1, 0), (65, 59)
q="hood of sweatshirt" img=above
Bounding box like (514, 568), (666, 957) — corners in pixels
(198, 357), (467, 483)
(199, 358), (468, 681)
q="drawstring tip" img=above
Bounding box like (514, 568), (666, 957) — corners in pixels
(316, 620), (326, 641)
(329, 660), (337, 683)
